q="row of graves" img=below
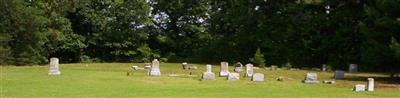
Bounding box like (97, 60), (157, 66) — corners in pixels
(47, 58), (374, 92)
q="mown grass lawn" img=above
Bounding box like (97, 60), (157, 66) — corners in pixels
(1, 63), (399, 98)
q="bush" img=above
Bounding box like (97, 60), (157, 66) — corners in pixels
(250, 48), (266, 68)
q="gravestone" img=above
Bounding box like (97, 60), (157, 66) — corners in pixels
(322, 64), (327, 72)
(148, 59), (161, 76)
(144, 63), (151, 69)
(271, 65), (278, 71)
(349, 64), (358, 73)
(367, 78), (374, 91)
(252, 73), (264, 82)
(353, 84), (366, 92)
(303, 73), (319, 83)
(276, 76), (284, 81)
(182, 62), (188, 70)
(228, 72), (240, 81)
(245, 64), (254, 77)
(219, 62), (230, 77)
(202, 64), (215, 80)
(234, 62), (243, 72)
(334, 70), (345, 79)
(48, 57), (61, 75)
(188, 66), (198, 75)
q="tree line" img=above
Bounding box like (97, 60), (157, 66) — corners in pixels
(0, 0), (399, 73)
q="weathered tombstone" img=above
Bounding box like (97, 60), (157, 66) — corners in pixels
(276, 76), (284, 81)
(202, 64), (215, 80)
(322, 64), (327, 72)
(349, 64), (358, 73)
(271, 65), (278, 71)
(144, 63), (151, 69)
(334, 70), (345, 79)
(182, 62), (188, 70)
(303, 73), (319, 83)
(48, 57), (61, 75)
(367, 78), (374, 91)
(228, 72), (240, 81)
(148, 59), (161, 76)
(245, 64), (254, 77)
(234, 62), (243, 72)
(219, 62), (230, 77)
(252, 73), (264, 82)
(353, 84), (366, 92)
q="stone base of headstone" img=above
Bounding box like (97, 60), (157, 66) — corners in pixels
(220, 71), (229, 77)
(252, 73), (264, 82)
(48, 71), (61, 75)
(234, 67), (243, 72)
(303, 80), (319, 84)
(149, 70), (161, 76)
(228, 73), (240, 81)
(202, 72), (215, 80)
(353, 84), (366, 92)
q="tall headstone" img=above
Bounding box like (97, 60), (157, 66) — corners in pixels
(219, 62), (230, 77)
(322, 64), (327, 72)
(202, 64), (215, 80)
(303, 73), (319, 83)
(48, 57), (61, 75)
(349, 64), (358, 73)
(367, 78), (374, 91)
(334, 70), (345, 79)
(227, 72), (240, 81)
(353, 84), (366, 92)
(234, 62), (243, 72)
(245, 64), (254, 77)
(148, 59), (161, 76)
(252, 73), (264, 82)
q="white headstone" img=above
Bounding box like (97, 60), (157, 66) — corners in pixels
(48, 57), (61, 75)
(322, 64), (327, 72)
(349, 64), (358, 73)
(202, 64), (215, 80)
(367, 78), (374, 91)
(219, 62), (230, 77)
(245, 64), (254, 77)
(334, 70), (345, 79)
(353, 84), (366, 92)
(303, 73), (319, 83)
(228, 72), (240, 81)
(206, 64), (212, 72)
(234, 62), (243, 72)
(148, 59), (161, 76)
(252, 73), (264, 82)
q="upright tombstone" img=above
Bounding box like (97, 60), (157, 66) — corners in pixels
(227, 72), (240, 81)
(48, 57), (61, 75)
(353, 84), (366, 92)
(202, 64), (215, 80)
(271, 65), (278, 71)
(219, 62), (230, 77)
(252, 73), (264, 82)
(349, 64), (358, 73)
(182, 62), (188, 70)
(148, 59), (161, 76)
(245, 64), (254, 77)
(367, 78), (374, 91)
(234, 62), (243, 72)
(303, 73), (319, 83)
(334, 70), (345, 79)
(322, 64), (327, 72)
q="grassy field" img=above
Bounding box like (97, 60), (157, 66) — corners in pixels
(1, 63), (399, 98)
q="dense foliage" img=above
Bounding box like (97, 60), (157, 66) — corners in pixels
(0, 0), (399, 73)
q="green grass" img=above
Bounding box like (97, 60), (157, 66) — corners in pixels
(1, 63), (399, 98)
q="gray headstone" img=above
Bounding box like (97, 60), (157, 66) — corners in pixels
(228, 72), (240, 81)
(148, 59), (161, 76)
(234, 62), (243, 72)
(245, 64), (254, 77)
(271, 65), (278, 71)
(349, 64), (358, 73)
(303, 73), (319, 83)
(48, 57), (61, 75)
(353, 84), (366, 92)
(334, 70), (345, 79)
(219, 62), (230, 77)
(367, 78), (374, 91)
(182, 62), (188, 70)
(252, 73), (264, 81)
(322, 64), (327, 72)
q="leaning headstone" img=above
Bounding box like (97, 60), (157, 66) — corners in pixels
(48, 57), (61, 75)
(234, 62), (243, 72)
(219, 62), (230, 77)
(202, 64), (215, 80)
(182, 62), (188, 70)
(252, 73), (264, 82)
(334, 70), (345, 79)
(303, 73), (319, 83)
(322, 64), (327, 72)
(349, 64), (358, 73)
(353, 84), (366, 92)
(148, 59), (161, 76)
(228, 72), (240, 81)
(245, 64), (254, 77)
(367, 78), (374, 91)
